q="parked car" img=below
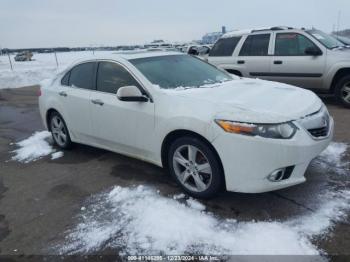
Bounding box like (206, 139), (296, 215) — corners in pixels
(208, 26), (350, 108)
(14, 51), (33, 61)
(39, 52), (333, 198)
(184, 45), (211, 60)
(333, 35), (350, 46)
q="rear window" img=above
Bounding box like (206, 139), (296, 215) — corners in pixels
(239, 34), (270, 56)
(209, 37), (241, 57)
(69, 62), (96, 90)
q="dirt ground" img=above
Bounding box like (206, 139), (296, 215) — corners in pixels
(0, 86), (349, 259)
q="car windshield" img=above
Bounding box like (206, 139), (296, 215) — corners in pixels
(129, 54), (232, 89)
(306, 29), (345, 49)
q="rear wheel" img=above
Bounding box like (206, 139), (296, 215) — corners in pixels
(49, 112), (72, 149)
(335, 75), (350, 108)
(167, 136), (224, 199)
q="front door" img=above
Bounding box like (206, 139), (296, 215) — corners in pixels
(268, 32), (326, 89)
(236, 33), (272, 79)
(90, 61), (155, 157)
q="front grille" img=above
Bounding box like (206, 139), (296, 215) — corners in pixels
(297, 106), (330, 140)
(308, 126), (329, 138)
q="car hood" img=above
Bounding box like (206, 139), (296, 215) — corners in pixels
(162, 78), (322, 124)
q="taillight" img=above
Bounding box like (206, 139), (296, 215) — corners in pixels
(37, 87), (42, 96)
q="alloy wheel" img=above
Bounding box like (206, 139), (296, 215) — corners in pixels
(51, 115), (68, 147)
(172, 144), (212, 192)
(341, 82), (350, 104)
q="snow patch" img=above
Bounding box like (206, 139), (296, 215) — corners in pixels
(11, 131), (54, 163)
(318, 142), (348, 170)
(186, 198), (206, 211)
(51, 151), (64, 160)
(10, 131), (65, 163)
(57, 140), (350, 256)
(0, 68), (58, 89)
(0, 51), (114, 89)
(173, 193), (185, 200)
(58, 185), (350, 256)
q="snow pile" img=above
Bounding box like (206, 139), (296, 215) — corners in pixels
(57, 141), (350, 255)
(0, 68), (58, 89)
(11, 131), (63, 163)
(318, 142), (348, 170)
(51, 151), (64, 160)
(59, 185), (350, 256)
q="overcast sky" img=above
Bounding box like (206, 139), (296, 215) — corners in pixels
(1, 0), (349, 48)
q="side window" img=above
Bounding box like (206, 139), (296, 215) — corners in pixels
(96, 62), (140, 94)
(239, 34), (270, 56)
(209, 37), (241, 57)
(275, 33), (318, 56)
(69, 62), (95, 90)
(61, 71), (70, 86)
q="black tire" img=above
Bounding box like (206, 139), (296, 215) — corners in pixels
(167, 136), (224, 199)
(335, 75), (350, 108)
(49, 111), (72, 149)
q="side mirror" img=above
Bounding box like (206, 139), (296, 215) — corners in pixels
(305, 46), (322, 56)
(117, 85), (148, 102)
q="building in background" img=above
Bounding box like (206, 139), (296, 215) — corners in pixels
(201, 26), (227, 44)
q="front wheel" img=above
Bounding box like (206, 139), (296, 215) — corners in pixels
(335, 75), (350, 108)
(167, 136), (224, 199)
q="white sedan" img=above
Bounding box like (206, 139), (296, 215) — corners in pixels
(39, 51), (333, 198)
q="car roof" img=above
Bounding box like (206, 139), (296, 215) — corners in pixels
(63, 51), (185, 71)
(91, 51), (183, 61)
(221, 26), (297, 38)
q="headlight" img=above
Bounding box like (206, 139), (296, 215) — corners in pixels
(215, 120), (297, 139)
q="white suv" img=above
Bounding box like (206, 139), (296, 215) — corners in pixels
(208, 26), (350, 108)
(39, 51), (333, 198)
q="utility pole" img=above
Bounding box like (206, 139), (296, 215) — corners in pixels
(336, 11), (341, 36)
(7, 51), (13, 71)
(54, 50), (59, 68)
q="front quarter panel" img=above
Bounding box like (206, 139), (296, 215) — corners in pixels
(152, 91), (219, 165)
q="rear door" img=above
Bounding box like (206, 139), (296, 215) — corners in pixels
(208, 36), (242, 71)
(269, 32), (326, 89)
(90, 61), (155, 156)
(236, 33), (273, 78)
(58, 61), (96, 142)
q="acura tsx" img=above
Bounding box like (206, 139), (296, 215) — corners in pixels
(39, 51), (333, 198)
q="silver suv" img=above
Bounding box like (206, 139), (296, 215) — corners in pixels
(208, 26), (350, 108)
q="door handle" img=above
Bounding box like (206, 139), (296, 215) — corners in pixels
(58, 91), (67, 97)
(91, 99), (104, 106)
(274, 60), (283, 65)
(237, 60), (245, 64)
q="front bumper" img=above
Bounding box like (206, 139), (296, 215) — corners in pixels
(212, 117), (334, 193)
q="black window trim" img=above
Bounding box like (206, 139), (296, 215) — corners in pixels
(95, 59), (153, 102)
(238, 33), (272, 57)
(273, 32), (323, 57)
(60, 70), (71, 86)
